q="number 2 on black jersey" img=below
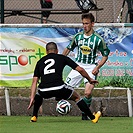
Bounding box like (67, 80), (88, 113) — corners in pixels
(44, 59), (55, 75)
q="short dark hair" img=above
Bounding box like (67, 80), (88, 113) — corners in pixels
(81, 13), (95, 22)
(46, 42), (57, 51)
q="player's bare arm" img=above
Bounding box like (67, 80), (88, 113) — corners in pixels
(75, 66), (99, 85)
(92, 56), (108, 75)
(27, 77), (39, 109)
(62, 48), (70, 56)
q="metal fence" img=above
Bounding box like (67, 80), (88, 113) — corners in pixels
(0, 0), (130, 24)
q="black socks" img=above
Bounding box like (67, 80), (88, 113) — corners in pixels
(77, 99), (95, 120)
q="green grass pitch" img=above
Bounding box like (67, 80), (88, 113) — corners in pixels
(0, 116), (133, 133)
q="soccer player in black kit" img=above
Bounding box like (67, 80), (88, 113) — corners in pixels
(27, 42), (101, 123)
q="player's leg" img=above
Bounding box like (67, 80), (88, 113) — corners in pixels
(82, 64), (96, 120)
(84, 82), (95, 106)
(70, 90), (101, 123)
(82, 82), (94, 120)
(60, 85), (96, 121)
(30, 93), (43, 122)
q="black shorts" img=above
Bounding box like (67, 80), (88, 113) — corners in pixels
(40, 0), (53, 18)
(38, 84), (74, 100)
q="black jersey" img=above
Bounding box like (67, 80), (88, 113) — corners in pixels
(34, 53), (78, 89)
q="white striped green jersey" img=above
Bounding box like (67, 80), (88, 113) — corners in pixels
(67, 31), (110, 64)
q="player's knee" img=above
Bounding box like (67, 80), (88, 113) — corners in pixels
(84, 92), (91, 98)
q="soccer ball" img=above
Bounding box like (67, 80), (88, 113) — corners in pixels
(56, 99), (71, 115)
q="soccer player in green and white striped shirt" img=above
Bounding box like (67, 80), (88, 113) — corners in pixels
(63, 13), (110, 120)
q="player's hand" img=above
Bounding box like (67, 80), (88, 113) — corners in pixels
(89, 79), (99, 85)
(27, 98), (34, 110)
(92, 67), (99, 75)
